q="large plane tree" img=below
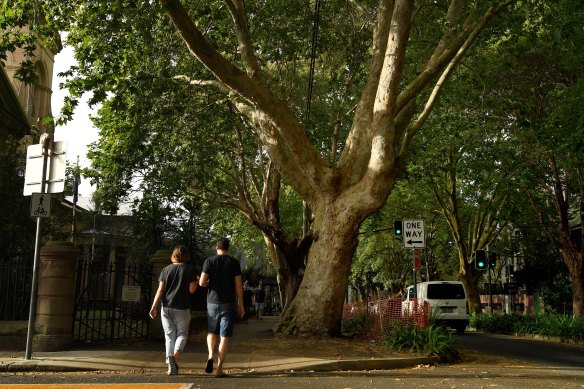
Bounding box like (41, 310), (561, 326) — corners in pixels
(158, 0), (513, 335)
(2, 0), (513, 335)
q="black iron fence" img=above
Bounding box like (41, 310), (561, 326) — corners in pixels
(0, 259), (32, 321)
(73, 260), (153, 343)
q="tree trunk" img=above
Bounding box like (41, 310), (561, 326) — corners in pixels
(460, 270), (482, 314)
(546, 154), (584, 318)
(275, 208), (361, 336)
(558, 239), (584, 317)
(263, 236), (305, 309)
(282, 269), (304, 310)
(568, 260), (584, 317)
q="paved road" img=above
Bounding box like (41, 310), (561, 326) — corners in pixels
(2, 331), (583, 387)
(455, 331), (584, 368)
(1, 365), (583, 388)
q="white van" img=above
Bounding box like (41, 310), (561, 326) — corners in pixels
(402, 281), (470, 333)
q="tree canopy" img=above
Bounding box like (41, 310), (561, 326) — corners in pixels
(4, 0), (548, 334)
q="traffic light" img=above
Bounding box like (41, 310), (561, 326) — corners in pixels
(475, 249), (487, 270)
(489, 252), (497, 269)
(394, 220), (403, 236)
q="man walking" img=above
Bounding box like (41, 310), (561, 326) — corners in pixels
(254, 281), (266, 320)
(199, 237), (245, 377)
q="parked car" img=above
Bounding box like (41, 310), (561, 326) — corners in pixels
(402, 281), (470, 333)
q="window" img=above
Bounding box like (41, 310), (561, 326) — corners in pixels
(427, 284), (466, 300)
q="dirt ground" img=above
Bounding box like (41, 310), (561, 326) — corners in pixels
(189, 315), (393, 360)
(1, 315), (393, 361)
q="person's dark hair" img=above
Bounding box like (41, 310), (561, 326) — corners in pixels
(216, 237), (230, 251)
(171, 245), (189, 263)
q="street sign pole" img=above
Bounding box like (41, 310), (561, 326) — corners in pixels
(413, 262), (417, 300)
(25, 135), (51, 360)
(412, 248), (420, 297)
(488, 251), (493, 313)
(403, 218), (425, 299)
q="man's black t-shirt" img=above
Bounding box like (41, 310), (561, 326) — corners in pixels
(158, 263), (197, 310)
(254, 288), (265, 304)
(243, 289), (253, 307)
(202, 254), (241, 304)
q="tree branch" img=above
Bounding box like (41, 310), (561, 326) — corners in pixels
(338, 0), (394, 174)
(224, 0), (261, 78)
(399, 0), (513, 158)
(173, 75), (229, 92)
(160, 0), (330, 201)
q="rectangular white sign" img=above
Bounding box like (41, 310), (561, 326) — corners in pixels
(403, 219), (425, 248)
(121, 285), (142, 302)
(24, 141), (67, 195)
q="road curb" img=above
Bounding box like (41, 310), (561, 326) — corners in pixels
(0, 356), (436, 374)
(289, 357), (436, 372)
(248, 357), (437, 373)
(0, 360), (99, 373)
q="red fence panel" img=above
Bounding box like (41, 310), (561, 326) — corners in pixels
(343, 296), (429, 340)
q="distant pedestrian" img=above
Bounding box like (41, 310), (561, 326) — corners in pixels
(242, 281), (253, 324)
(149, 245), (198, 375)
(199, 237), (245, 377)
(254, 282), (266, 320)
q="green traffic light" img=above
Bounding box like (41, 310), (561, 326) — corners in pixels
(475, 249), (487, 270)
(476, 260), (487, 270)
(394, 220), (403, 236)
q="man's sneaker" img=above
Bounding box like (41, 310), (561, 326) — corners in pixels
(205, 358), (214, 374)
(168, 356), (179, 375)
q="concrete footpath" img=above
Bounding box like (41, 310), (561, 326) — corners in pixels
(0, 316), (434, 374)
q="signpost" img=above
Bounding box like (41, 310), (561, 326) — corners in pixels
(30, 193), (51, 218)
(413, 248), (421, 270)
(24, 140), (66, 195)
(23, 134), (67, 360)
(403, 219), (425, 248)
(400, 220), (426, 297)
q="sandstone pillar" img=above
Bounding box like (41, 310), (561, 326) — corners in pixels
(33, 241), (79, 351)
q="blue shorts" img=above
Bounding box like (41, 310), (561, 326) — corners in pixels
(207, 303), (235, 337)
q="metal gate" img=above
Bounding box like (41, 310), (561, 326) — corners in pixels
(73, 260), (153, 343)
(0, 259), (32, 321)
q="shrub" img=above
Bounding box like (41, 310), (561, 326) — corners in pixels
(424, 324), (459, 363)
(341, 313), (367, 336)
(568, 317), (584, 342)
(384, 323), (458, 363)
(470, 313), (584, 343)
(470, 313), (519, 333)
(385, 323), (426, 354)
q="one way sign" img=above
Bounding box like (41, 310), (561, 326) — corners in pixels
(403, 219), (425, 248)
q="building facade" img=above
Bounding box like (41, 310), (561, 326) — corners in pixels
(1, 24), (60, 137)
